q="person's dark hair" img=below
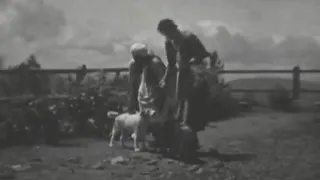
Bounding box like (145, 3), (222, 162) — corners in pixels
(157, 18), (178, 33)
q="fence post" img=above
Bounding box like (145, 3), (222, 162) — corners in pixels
(75, 65), (87, 85)
(292, 66), (300, 100)
(115, 71), (121, 81)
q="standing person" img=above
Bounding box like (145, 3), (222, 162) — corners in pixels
(157, 18), (211, 128)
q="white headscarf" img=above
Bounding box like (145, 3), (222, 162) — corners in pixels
(130, 43), (149, 57)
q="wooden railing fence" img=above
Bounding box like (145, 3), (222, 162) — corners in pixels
(0, 65), (320, 101)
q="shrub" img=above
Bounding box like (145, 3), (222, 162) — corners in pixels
(241, 92), (257, 105)
(267, 83), (293, 111)
(209, 85), (241, 121)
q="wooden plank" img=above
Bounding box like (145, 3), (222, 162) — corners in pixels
(299, 89), (320, 93)
(0, 69), (297, 75)
(0, 68), (319, 74)
(0, 67), (320, 74)
(230, 89), (277, 93)
(221, 69), (293, 74)
(230, 89), (320, 93)
(0, 68), (129, 74)
(299, 69), (320, 73)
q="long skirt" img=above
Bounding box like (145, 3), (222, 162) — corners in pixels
(174, 66), (211, 132)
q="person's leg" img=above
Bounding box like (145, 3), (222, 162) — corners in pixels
(174, 70), (189, 123)
(154, 90), (166, 112)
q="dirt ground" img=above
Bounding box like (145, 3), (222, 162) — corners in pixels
(1, 110), (320, 180)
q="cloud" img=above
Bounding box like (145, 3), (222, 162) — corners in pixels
(57, 24), (135, 57)
(4, 6), (318, 71)
(34, 46), (129, 68)
(191, 20), (320, 68)
(37, 18), (320, 70)
(68, 19), (320, 69)
(271, 35), (285, 44)
(62, 28), (163, 60)
(196, 20), (243, 36)
(0, 0), (67, 67)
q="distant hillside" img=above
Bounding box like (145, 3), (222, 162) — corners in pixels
(229, 77), (320, 90)
(228, 77), (320, 106)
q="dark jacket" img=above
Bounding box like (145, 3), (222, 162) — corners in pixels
(163, 30), (210, 82)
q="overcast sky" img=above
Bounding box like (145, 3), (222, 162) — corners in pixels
(1, 0), (320, 71)
(50, 0), (320, 36)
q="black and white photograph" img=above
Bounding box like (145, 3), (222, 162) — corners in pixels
(0, 0), (320, 179)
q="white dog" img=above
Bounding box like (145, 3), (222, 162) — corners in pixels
(109, 109), (155, 152)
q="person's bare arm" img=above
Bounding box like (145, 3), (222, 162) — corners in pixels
(150, 56), (166, 82)
(128, 59), (140, 113)
(162, 40), (176, 83)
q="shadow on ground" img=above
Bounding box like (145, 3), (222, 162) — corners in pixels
(48, 141), (83, 148)
(163, 148), (257, 165)
(197, 148), (257, 162)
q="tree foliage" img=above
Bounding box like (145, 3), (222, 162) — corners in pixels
(1, 54), (50, 97)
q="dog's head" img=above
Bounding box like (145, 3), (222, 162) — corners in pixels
(140, 109), (156, 117)
(107, 111), (120, 119)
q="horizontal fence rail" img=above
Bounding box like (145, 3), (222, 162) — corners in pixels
(0, 66), (320, 102)
(0, 68), (128, 74)
(1, 68), (320, 74)
(222, 69), (320, 74)
(229, 89), (320, 93)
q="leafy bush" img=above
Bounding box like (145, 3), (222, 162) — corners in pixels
(209, 84), (241, 121)
(241, 92), (257, 105)
(267, 83), (293, 111)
